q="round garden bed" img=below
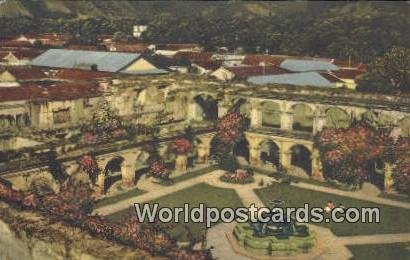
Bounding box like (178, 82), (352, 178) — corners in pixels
(220, 170), (254, 184)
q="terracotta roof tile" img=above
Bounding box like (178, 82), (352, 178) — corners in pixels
(174, 51), (213, 62)
(0, 40), (33, 48)
(157, 43), (201, 51)
(225, 65), (289, 78)
(0, 81), (101, 102)
(66, 45), (105, 51)
(1, 67), (47, 80)
(0, 49), (44, 60)
(242, 55), (286, 66)
(53, 69), (113, 80)
(106, 43), (151, 53)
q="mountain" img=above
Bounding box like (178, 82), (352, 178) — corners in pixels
(0, 0), (331, 20)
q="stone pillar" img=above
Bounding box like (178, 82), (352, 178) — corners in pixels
(94, 173), (105, 197)
(280, 111), (293, 131)
(187, 102), (203, 121)
(280, 143), (292, 169)
(218, 106), (228, 118)
(249, 144), (261, 167)
(250, 101), (262, 128)
(175, 154), (188, 171)
(313, 109), (326, 135)
(121, 163), (136, 187)
(197, 144), (210, 164)
(311, 148), (324, 181)
(384, 162), (394, 192)
(280, 150), (292, 169)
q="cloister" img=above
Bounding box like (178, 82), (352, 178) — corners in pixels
(1, 77), (410, 196)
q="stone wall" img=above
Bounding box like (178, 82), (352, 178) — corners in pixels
(0, 202), (157, 260)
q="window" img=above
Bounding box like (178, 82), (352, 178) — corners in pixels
(53, 108), (71, 124)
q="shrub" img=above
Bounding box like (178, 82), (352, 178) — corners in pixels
(169, 138), (193, 155)
(220, 170), (254, 184)
(148, 161), (170, 180)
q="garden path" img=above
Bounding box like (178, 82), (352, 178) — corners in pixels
(94, 169), (410, 259)
(289, 181), (410, 209)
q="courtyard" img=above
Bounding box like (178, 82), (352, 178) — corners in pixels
(93, 167), (410, 259)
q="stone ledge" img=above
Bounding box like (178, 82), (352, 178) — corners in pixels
(0, 202), (158, 260)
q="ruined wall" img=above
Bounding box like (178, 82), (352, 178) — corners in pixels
(0, 202), (156, 260)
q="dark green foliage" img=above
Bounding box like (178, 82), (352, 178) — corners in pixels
(0, 2), (407, 64)
(357, 46), (409, 94)
(47, 149), (68, 184)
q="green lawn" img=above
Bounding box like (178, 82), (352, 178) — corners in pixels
(106, 183), (244, 242)
(169, 165), (218, 184)
(347, 243), (410, 260)
(94, 188), (146, 209)
(255, 183), (410, 236)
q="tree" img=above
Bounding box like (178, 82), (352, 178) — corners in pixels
(47, 148), (68, 184)
(215, 112), (249, 173)
(392, 137), (410, 195)
(317, 123), (390, 186)
(357, 46), (410, 93)
(113, 31), (127, 42)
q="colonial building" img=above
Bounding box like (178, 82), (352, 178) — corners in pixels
(211, 65), (288, 81)
(0, 81), (103, 130)
(30, 49), (168, 75)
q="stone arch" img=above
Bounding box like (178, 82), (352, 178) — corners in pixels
(290, 144), (312, 176)
(103, 156), (125, 192)
(292, 103), (314, 132)
(210, 135), (221, 160)
(230, 97), (250, 117)
(325, 107), (351, 129)
(259, 139), (280, 168)
(399, 116), (410, 137)
(29, 176), (58, 195)
(261, 101), (281, 128)
(360, 110), (378, 126)
(193, 93), (218, 121)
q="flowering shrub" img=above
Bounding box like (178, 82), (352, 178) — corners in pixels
(392, 137), (410, 195)
(0, 182), (211, 259)
(220, 169), (254, 184)
(169, 138), (193, 155)
(317, 124), (390, 186)
(216, 112), (248, 145)
(79, 154), (100, 185)
(148, 161), (170, 180)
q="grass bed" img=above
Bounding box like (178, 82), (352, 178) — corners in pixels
(94, 188), (146, 209)
(347, 243), (410, 260)
(106, 183), (244, 242)
(255, 183), (410, 236)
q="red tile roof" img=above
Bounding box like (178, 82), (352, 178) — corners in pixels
(225, 65), (289, 78)
(106, 43), (151, 53)
(156, 43), (201, 51)
(53, 69), (113, 80)
(0, 40), (33, 48)
(0, 81), (101, 102)
(193, 60), (222, 70)
(243, 54), (332, 66)
(174, 51), (213, 62)
(242, 55), (286, 66)
(332, 68), (367, 79)
(1, 67), (47, 80)
(0, 49), (44, 60)
(66, 45), (105, 51)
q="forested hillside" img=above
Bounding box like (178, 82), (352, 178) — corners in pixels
(0, 1), (408, 63)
